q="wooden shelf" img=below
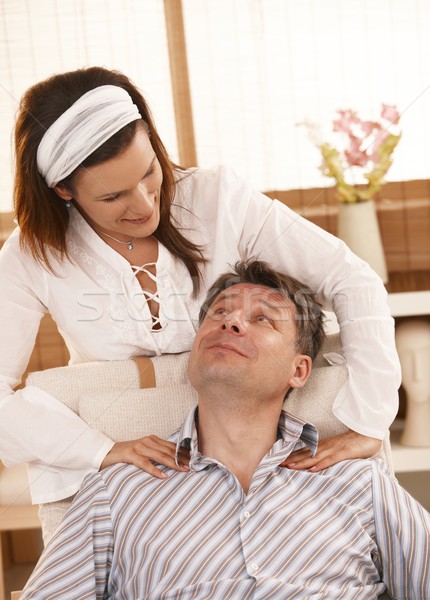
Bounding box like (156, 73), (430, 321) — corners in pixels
(387, 290), (430, 317)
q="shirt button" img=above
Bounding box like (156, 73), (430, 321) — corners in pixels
(251, 563), (259, 572)
(242, 511), (251, 519)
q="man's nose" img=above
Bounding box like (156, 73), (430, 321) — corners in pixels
(221, 311), (246, 335)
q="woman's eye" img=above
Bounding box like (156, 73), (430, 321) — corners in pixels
(103, 194), (120, 202)
(143, 167), (155, 180)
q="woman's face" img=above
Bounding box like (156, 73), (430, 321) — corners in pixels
(59, 123), (163, 240)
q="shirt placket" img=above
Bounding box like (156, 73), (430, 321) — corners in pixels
(238, 439), (303, 580)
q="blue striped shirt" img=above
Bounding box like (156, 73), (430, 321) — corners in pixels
(22, 409), (430, 599)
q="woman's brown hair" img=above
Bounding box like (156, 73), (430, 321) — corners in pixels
(14, 66), (205, 294)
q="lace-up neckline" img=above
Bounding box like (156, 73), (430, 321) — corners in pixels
(131, 262), (163, 332)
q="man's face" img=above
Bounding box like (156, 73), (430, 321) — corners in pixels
(188, 283), (306, 402)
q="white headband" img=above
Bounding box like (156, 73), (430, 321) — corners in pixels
(36, 85), (142, 187)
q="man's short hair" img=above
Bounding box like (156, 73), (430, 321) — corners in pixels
(199, 260), (326, 360)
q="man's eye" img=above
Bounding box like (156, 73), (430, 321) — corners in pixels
(210, 308), (227, 320)
(257, 315), (272, 324)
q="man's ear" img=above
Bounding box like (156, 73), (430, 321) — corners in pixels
(53, 184), (73, 202)
(288, 355), (312, 390)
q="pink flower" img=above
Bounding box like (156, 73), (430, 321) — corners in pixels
(333, 109), (360, 133)
(360, 120), (382, 136)
(344, 148), (369, 167)
(343, 136), (369, 166)
(381, 104), (400, 124)
(346, 135), (366, 164)
(298, 103), (401, 202)
(348, 135), (363, 153)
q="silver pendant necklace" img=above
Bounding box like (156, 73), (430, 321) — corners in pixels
(94, 228), (137, 251)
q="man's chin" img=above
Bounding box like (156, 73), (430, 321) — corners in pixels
(199, 361), (246, 385)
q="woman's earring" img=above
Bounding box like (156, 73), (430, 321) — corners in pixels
(65, 200), (72, 208)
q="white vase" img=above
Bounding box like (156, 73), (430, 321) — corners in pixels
(337, 200), (388, 283)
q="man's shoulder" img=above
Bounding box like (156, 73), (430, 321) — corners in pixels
(95, 431), (182, 491)
(92, 462), (169, 505)
(317, 457), (388, 481)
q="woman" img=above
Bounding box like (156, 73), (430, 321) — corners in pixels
(0, 67), (400, 504)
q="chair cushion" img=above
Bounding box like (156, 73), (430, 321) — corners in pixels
(80, 385), (197, 442)
(76, 364), (348, 443)
(28, 349), (348, 444)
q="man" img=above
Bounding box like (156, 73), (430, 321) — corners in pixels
(22, 260), (429, 599)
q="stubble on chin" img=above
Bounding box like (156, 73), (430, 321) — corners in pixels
(192, 355), (250, 398)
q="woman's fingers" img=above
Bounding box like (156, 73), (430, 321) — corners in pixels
(177, 446), (191, 467)
(281, 430), (382, 472)
(100, 435), (191, 477)
(133, 436), (190, 471)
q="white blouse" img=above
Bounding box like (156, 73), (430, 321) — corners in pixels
(0, 165), (401, 502)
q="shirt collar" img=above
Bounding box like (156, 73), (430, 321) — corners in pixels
(175, 407), (318, 471)
(277, 410), (319, 456)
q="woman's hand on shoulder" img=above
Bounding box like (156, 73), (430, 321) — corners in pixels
(100, 435), (190, 478)
(281, 429), (382, 472)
